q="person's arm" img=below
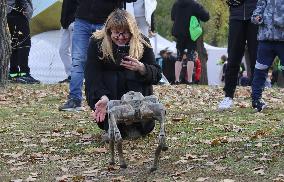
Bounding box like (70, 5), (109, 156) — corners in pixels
(193, 2), (210, 22)
(171, 3), (177, 21)
(150, 10), (155, 32)
(85, 39), (111, 110)
(251, 0), (267, 25)
(136, 38), (162, 84)
(22, 0), (33, 20)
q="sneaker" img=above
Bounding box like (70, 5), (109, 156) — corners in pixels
(173, 81), (180, 85)
(218, 97), (234, 111)
(252, 99), (267, 112)
(183, 80), (194, 85)
(21, 74), (40, 84)
(8, 75), (28, 84)
(58, 98), (83, 111)
(58, 76), (71, 83)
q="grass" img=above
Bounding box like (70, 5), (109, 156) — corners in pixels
(0, 83), (283, 182)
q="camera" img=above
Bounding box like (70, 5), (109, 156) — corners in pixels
(116, 45), (130, 64)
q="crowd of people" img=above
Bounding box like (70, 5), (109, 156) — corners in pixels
(5, 0), (284, 136)
(158, 49), (202, 85)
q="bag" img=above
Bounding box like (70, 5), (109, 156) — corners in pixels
(189, 16), (203, 41)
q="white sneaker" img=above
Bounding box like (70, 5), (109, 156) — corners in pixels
(218, 97), (233, 111)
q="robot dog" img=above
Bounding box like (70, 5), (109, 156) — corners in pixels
(107, 91), (167, 172)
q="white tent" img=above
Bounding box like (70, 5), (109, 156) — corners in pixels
(29, 30), (226, 85)
(28, 0), (227, 85)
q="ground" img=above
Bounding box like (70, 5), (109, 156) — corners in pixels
(0, 84), (283, 182)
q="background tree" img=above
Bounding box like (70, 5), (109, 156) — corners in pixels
(0, 0), (11, 87)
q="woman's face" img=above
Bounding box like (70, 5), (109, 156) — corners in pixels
(110, 28), (131, 46)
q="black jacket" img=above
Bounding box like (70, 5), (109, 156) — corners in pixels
(228, 0), (257, 20)
(75, 0), (137, 24)
(171, 0), (210, 38)
(60, 0), (78, 29)
(85, 36), (162, 110)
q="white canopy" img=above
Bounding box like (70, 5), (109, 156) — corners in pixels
(29, 30), (227, 85)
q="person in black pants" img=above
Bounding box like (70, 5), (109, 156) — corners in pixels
(7, 0), (40, 84)
(218, 0), (258, 110)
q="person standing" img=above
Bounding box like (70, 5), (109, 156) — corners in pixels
(218, 0), (258, 110)
(58, 0), (78, 83)
(171, 0), (209, 84)
(7, 0), (40, 84)
(59, 0), (137, 111)
(250, 0), (284, 112)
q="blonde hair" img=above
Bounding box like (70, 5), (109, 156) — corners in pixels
(93, 9), (151, 62)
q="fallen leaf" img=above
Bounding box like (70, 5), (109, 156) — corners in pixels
(172, 117), (183, 122)
(211, 139), (221, 146)
(221, 179), (235, 182)
(196, 177), (210, 181)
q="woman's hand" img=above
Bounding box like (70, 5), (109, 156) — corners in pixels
(120, 56), (146, 75)
(92, 95), (109, 122)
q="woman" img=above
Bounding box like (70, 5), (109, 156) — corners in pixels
(85, 9), (162, 138)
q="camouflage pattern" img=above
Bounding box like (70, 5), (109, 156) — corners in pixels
(252, 0), (284, 41)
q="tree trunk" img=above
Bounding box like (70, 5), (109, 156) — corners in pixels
(0, 0), (11, 87)
(196, 35), (208, 85)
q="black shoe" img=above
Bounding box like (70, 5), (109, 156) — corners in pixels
(173, 81), (180, 85)
(58, 76), (71, 83)
(8, 75), (28, 84)
(252, 99), (267, 112)
(58, 98), (83, 111)
(21, 74), (40, 84)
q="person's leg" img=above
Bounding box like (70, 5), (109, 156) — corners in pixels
(7, 14), (20, 76)
(16, 15), (31, 75)
(59, 25), (73, 78)
(186, 50), (197, 83)
(251, 42), (275, 110)
(175, 61), (182, 83)
(246, 21), (258, 80)
(69, 19), (94, 102)
(175, 38), (185, 83)
(60, 19), (103, 111)
(224, 19), (246, 98)
(59, 19), (93, 110)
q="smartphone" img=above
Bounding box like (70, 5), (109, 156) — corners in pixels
(116, 45), (130, 64)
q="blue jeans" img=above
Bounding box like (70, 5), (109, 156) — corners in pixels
(69, 18), (103, 101)
(252, 41), (284, 101)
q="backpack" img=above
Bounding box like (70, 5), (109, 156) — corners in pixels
(189, 16), (203, 41)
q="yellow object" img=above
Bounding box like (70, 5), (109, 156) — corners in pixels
(30, 1), (62, 36)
